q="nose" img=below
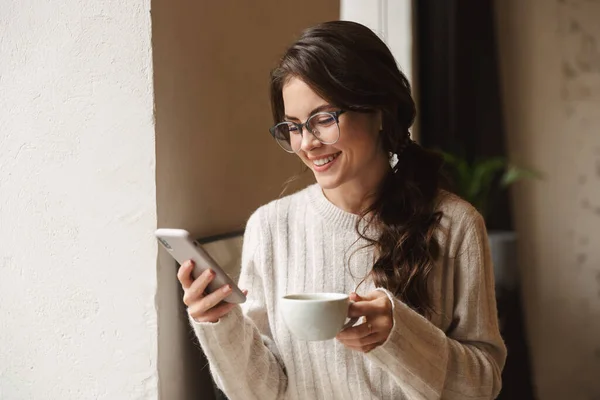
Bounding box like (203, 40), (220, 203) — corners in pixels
(299, 126), (321, 152)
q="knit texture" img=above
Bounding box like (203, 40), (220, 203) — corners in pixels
(190, 184), (507, 400)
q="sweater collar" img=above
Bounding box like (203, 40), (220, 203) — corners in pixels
(306, 183), (375, 233)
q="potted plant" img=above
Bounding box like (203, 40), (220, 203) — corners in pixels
(440, 152), (541, 292)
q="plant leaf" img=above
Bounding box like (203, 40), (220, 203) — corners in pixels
(468, 157), (507, 198)
(501, 165), (541, 187)
(441, 150), (542, 220)
(468, 157), (507, 216)
(442, 151), (471, 199)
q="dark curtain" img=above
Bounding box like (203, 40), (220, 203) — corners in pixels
(416, 0), (513, 231)
(415, 1), (536, 398)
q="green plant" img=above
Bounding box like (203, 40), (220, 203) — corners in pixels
(441, 152), (541, 221)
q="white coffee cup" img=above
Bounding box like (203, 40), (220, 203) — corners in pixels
(280, 293), (358, 341)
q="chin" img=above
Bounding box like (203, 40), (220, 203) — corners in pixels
(304, 153), (346, 190)
(313, 174), (344, 190)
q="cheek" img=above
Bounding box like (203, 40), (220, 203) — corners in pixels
(340, 127), (381, 155)
(339, 116), (381, 152)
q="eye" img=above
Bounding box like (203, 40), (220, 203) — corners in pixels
(312, 114), (335, 126)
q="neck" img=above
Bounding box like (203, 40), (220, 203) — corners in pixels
(322, 154), (389, 215)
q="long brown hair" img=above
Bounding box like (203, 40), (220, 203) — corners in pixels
(270, 21), (444, 316)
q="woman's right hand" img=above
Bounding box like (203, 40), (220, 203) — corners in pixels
(177, 260), (247, 323)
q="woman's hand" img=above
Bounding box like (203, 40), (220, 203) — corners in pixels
(336, 291), (393, 353)
(177, 260), (247, 323)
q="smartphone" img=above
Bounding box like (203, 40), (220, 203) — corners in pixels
(155, 228), (246, 304)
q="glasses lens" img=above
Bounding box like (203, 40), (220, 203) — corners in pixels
(308, 112), (340, 144)
(271, 122), (295, 152)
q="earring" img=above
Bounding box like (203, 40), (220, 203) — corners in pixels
(388, 133), (413, 170)
(389, 152), (399, 169)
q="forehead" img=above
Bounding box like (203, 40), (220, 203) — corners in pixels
(282, 77), (328, 118)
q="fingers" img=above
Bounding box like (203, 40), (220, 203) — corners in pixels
(199, 283), (233, 311)
(350, 290), (387, 301)
(349, 292), (363, 302)
(348, 301), (378, 318)
(337, 320), (373, 340)
(338, 332), (381, 347)
(182, 268), (215, 306)
(348, 295), (392, 318)
(187, 288), (249, 323)
(177, 260), (195, 289)
(187, 284), (235, 322)
(339, 291), (394, 353)
(178, 259), (247, 323)
(337, 321), (386, 349)
(189, 299), (237, 323)
(337, 320), (382, 344)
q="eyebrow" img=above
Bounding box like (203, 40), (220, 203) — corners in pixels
(284, 104), (335, 121)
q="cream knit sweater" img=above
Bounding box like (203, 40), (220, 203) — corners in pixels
(190, 184), (507, 400)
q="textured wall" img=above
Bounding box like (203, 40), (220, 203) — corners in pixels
(495, 0), (600, 398)
(0, 1), (158, 399)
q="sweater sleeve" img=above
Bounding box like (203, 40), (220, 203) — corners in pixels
(188, 209), (287, 400)
(367, 210), (507, 399)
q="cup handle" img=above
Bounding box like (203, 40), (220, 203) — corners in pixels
(342, 299), (359, 330)
(342, 317), (359, 330)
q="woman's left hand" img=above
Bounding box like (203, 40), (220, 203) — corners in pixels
(336, 290), (394, 353)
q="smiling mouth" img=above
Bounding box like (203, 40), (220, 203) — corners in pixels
(312, 152), (341, 167)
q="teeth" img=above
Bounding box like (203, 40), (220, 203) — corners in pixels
(313, 153), (339, 166)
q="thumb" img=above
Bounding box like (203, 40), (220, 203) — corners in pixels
(349, 292), (362, 302)
(354, 289), (386, 302)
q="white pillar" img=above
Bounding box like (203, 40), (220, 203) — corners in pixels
(340, 0), (414, 84)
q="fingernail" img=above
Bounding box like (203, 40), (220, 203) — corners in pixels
(223, 285), (231, 292)
(206, 269), (214, 276)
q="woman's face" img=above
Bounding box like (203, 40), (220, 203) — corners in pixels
(281, 77), (387, 192)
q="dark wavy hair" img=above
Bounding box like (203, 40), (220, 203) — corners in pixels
(269, 21), (444, 316)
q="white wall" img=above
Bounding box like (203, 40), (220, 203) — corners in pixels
(0, 1), (158, 399)
(495, 0), (600, 398)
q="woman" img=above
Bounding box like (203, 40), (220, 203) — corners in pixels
(178, 21), (506, 399)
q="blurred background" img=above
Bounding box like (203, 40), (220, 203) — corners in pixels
(1, 0), (599, 399)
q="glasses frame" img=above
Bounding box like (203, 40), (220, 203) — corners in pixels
(269, 110), (346, 153)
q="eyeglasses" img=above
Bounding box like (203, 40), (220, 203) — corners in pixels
(269, 110), (346, 153)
